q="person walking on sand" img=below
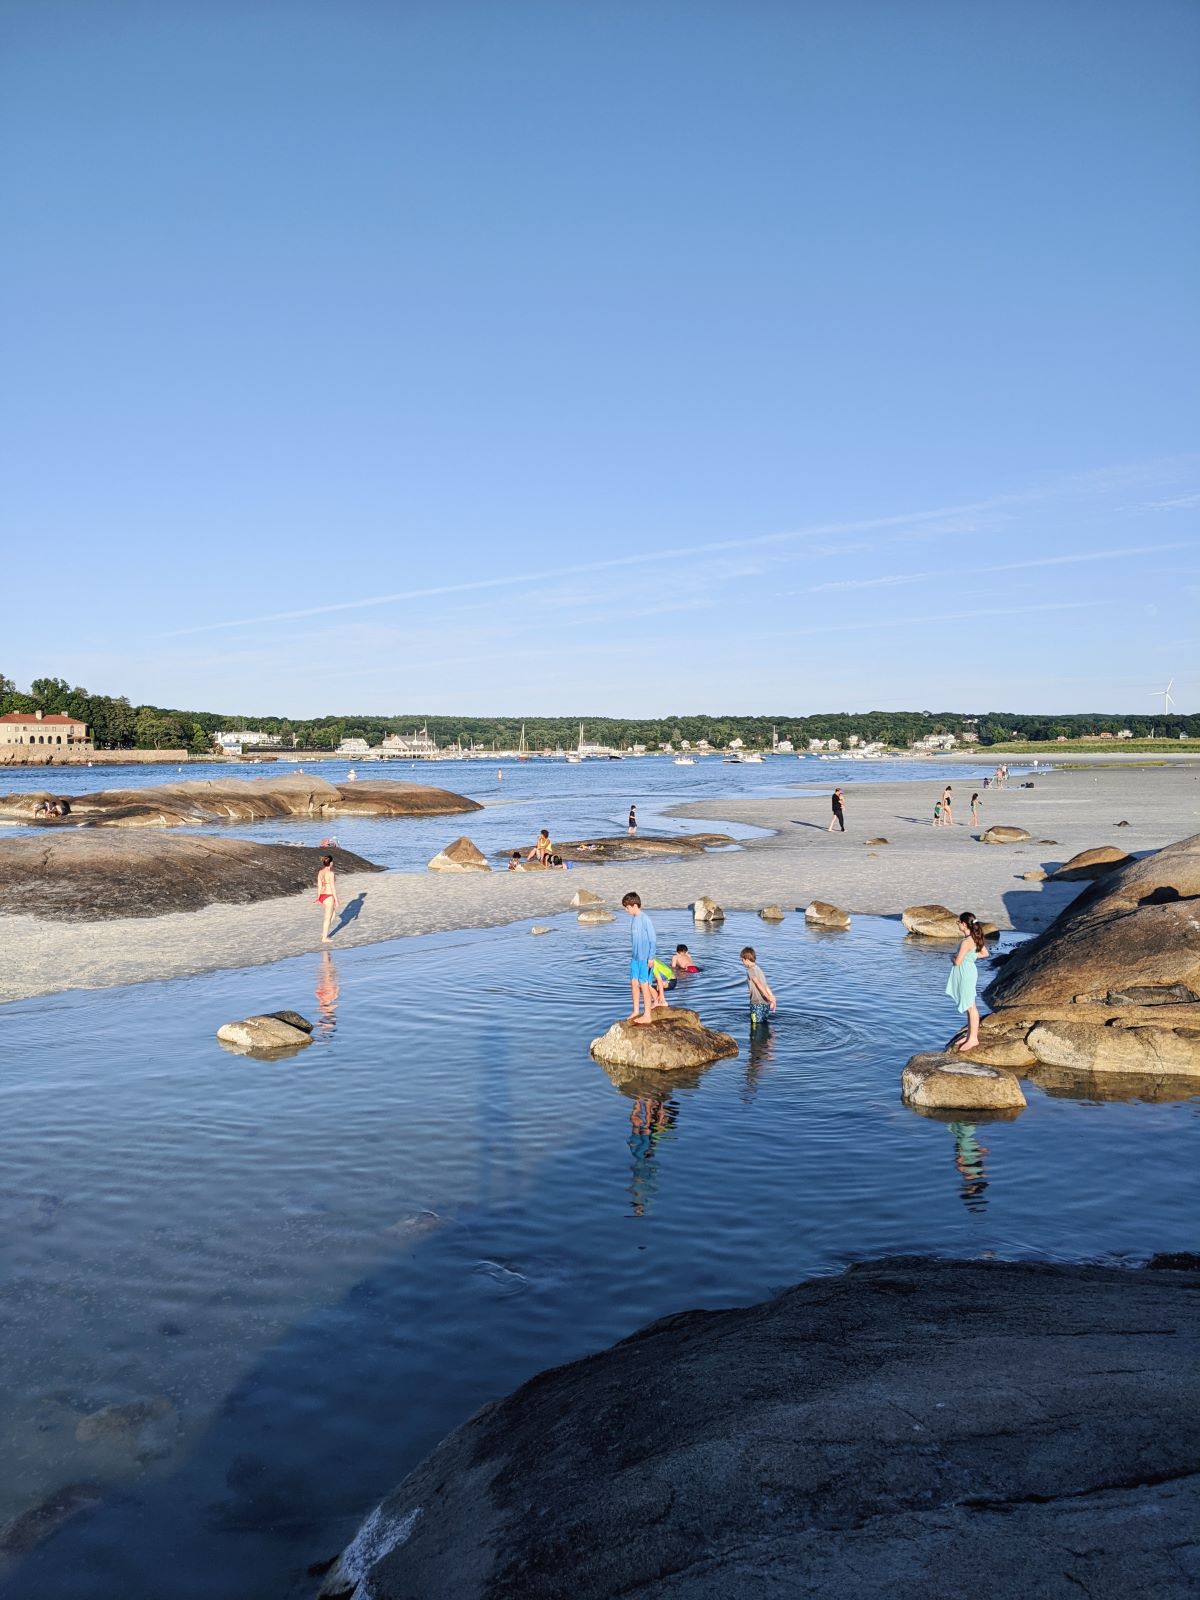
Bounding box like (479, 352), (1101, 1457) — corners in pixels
(941, 785), (954, 826)
(628, 805), (637, 836)
(827, 787), (846, 832)
(316, 854), (339, 944)
(622, 891), (662, 1024)
(970, 792), (981, 827)
(946, 912), (989, 1051)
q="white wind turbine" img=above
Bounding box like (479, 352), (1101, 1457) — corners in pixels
(1149, 678), (1176, 717)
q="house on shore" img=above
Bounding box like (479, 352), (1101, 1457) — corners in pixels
(0, 709), (91, 750)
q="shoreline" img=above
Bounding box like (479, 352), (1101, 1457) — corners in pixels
(5, 765), (1198, 1006)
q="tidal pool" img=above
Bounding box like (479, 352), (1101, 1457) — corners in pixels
(0, 910), (1195, 1598)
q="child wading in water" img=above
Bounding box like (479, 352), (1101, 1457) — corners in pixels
(946, 911), (989, 1051)
(741, 946), (777, 1028)
(316, 854), (339, 944)
(622, 892), (664, 1025)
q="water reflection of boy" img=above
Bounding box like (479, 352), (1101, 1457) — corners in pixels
(628, 1095), (677, 1217)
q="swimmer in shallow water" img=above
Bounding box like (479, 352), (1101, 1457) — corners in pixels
(671, 944), (700, 974)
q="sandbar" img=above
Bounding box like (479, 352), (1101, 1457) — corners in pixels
(2, 765), (1196, 1006)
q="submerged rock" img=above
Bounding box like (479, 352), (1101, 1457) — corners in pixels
(0, 1481), (106, 1557)
(980, 825), (1032, 844)
(75, 1396), (179, 1461)
(901, 1053), (1027, 1111)
(316, 1257), (1199, 1600)
(530, 925), (554, 936)
(804, 901), (850, 929)
(427, 836), (490, 872)
(692, 896), (724, 923)
(590, 1008), (738, 1071)
(1051, 845), (1134, 881)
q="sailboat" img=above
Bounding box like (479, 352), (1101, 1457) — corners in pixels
(517, 723), (530, 761)
(566, 722), (583, 763)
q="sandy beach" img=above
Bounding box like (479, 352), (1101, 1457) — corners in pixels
(3, 764), (1197, 1006)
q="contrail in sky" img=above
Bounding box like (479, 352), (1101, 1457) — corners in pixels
(807, 542), (1193, 593)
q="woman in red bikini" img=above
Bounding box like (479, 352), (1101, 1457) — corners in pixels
(316, 854), (339, 944)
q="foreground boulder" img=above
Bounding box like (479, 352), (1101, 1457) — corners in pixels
(805, 900), (850, 929)
(0, 833), (380, 921)
(317, 1257), (1199, 1600)
(427, 836), (490, 872)
(692, 896), (724, 923)
(901, 1053), (1027, 1111)
(590, 1008), (738, 1070)
(1051, 845), (1134, 881)
(979, 824), (1031, 844)
(0, 773), (481, 828)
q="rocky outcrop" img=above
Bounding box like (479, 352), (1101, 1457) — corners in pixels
(758, 904), (786, 921)
(317, 1257), (1200, 1600)
(979, 824), (1032, 844)
(902, 904), (997, 940)
(502, 834), (734, 866)
(590, 1008), (738, 1070)
(570, 889), (603, 908)
(217, 1013), (314, 1055)
(976, 832), (1200, 1090)
(692, 896), (724, 923)
(427, 837), (490, 872)
(0, 834), (380, 921)
(900, 1053), (1027, 1111)
(1051, 845), (1134, 881)
(805, 900), (850, 929)
(0, 773), (481, 828)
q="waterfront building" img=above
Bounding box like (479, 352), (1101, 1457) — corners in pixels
(0, 709), (91, 748)
(215, 729), (282, 749)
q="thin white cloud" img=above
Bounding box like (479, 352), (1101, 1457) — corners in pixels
(798, 600), (1101, 635)
(806, 542), (1192, 594)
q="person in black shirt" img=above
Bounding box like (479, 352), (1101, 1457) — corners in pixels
(827, 787), (846, 833)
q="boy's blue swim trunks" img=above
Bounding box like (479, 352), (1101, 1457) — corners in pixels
(630, 958), (651, 983)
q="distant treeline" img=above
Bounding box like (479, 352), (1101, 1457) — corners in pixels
(2, 675), (1196, 751)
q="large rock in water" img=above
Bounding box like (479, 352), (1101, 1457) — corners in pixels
(590, 1008), (738, 1070)
(0, 774), (481, 827)
(0, 833), (380, 921)
(1051, 845), (1134, 881)
(316, 1257), (1200, 1600)
(427, 836), (491, 872)
(900, 1052), (1027, 1111)
(901, 904), (997, 940)
(692, 896), (724, 923)
(979, 824), (1031, 844)
(216, 1014), (313, 1055)
(805, 900), (850, 929)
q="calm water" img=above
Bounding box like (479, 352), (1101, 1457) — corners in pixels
(0, 754), (999, 870)
(0, 909), (1195, 1598)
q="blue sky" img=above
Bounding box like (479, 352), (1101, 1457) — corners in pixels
(2, 0), (1196, 716)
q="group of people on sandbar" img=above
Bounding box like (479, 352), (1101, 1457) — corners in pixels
(508, 829), (569, 871)
(932, 785), (983, 827)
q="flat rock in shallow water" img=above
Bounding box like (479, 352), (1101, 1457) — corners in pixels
(805, 900), (850, 929)
(217, 1016), (313, 1055)
(0, 1482), (105, 1557)
(0, 833), (381, 921)
(590, 1008), (738, 1070)
(317, 1257), (1200, 1600)
(901, 904), (998, 940)
(577, 908), (615, 924)
(692, 895), (724, 923)
(759, 904), (786, 920)
(427, 836), (490, 872)
(901, 1052), (1027, 1110)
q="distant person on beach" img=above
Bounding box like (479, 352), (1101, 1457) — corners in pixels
(628, 805), (637, 836)
(827, 787), (846, 832)
(741, 947), (777, 1028)
(941, 786), (954, 826)
(507, 851), (525, 872)
(527, 829), (552, 863)
(946, 912), (989, 1052)
(970, 792), (981, 827)
(622, 891), (661, 1024)
(316, 854), (339, 944)
(932, 798), (942, 827)
(672, 944), (699, 974)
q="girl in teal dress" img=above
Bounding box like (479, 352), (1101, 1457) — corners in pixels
(945, 911), (989, 1051)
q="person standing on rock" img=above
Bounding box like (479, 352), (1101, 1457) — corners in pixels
(946, 912), (989, 1051)
(622, 891), (662, 1024)
(827, 787), (846, 832)
(316, 854), (339, 944)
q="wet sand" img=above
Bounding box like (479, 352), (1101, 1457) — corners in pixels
(3, 765), (1197, 1005)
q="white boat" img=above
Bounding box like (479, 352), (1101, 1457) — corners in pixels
(566, 752), (582, 764)
(673, 756), (695, 766)
(741, 752), (764, 764)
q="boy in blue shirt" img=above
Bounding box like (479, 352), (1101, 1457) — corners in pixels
(622, 891), (664, 1024)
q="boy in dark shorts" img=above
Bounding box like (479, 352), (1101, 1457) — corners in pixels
(740, 946), (777, 1028)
